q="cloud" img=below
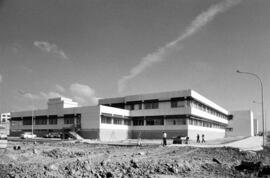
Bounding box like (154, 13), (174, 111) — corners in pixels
(33, 41), (69, 60)
(40, 91), (64, 99)
(118, 0), (242, 93)
(70, 83), (98, 105)
(55, 84), (66, 93)
(17, 90), (64, 100)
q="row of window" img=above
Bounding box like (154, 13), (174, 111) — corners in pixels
(190, 101), (227, 119)
(101, 115), (131, 125)
(123, 99), (228, 120)
(21, 117), (78, 125)
(133, 117), (187, 126)
(188, 118), (225, 129)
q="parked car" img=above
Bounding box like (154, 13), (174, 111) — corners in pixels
(0, 133), (7, 140)
(44, 132), (62, 138)
(172, 136), (183, 144)
(172, 136), (189, 144)
(20, 132), (37, 139)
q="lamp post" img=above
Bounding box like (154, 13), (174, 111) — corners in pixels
(236, 70), (265, 146)
(18, 90), (34, 136)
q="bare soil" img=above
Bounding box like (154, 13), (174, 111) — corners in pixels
(0, 141), (269, 178)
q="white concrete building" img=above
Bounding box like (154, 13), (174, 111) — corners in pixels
(10, 90), (232, 141)
(1, 113), (10, 123)
(226, 110), (255, 137)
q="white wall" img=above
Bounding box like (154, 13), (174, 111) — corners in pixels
(227, 110), (254, 137)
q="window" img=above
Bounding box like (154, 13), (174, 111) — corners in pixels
(35, 116), (47, 125)
(113, 118), (122, 125)
(101, 115), (112, 124)
(36, 118), (47, 125)
(171, 100), (186, 108)
(64, 118), (74, 124)
(146, 117), (164, 125)
(124, 119), (131, 125)
(133, 117), (144, 126)
(23, 117), (32, 125)
(49, 115), (57, 125)
(144, 100), (159, 109)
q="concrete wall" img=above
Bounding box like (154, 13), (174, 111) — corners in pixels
(227, 110), (254, 137)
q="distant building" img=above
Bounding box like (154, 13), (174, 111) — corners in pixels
(0, 113), (10, 135)
(10, 89), (232, 141)
(226, 110), (255, 137)
(1, 113), (11, 123)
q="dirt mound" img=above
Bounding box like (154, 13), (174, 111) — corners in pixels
(42, 148), (86, 159)
(1, 142), (269, 178)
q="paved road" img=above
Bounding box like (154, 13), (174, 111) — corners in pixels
(169, 136), (263, 151)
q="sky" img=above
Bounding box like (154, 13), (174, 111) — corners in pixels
(0, 0), (269, 130)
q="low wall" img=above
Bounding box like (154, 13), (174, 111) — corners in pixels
(99, 128), (131, 141)
(78, 129), (99, 139)
(131, 129), (187, 139)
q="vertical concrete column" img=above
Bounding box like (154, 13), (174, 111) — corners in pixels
(163, 116), (166, 126)
(143, 116), (146, 126)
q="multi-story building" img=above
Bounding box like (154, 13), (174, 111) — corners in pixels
(10, 89), (232, 140)
(0, 113), (10, 135)
(99, 89), (232, 140)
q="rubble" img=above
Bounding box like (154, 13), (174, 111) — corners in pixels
(0, 141), (269, 177)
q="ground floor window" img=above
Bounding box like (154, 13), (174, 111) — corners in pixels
(64, 118), (74, 124)
(145, 117), (164, 126)
(22, 117), (32, 125)
(35, 118), (47, 125)
(133, 117), (144, 126)
(166, 118), (186, 125)
(188, 118), (225, 129)
(113, 118), (122, 125)
(49, 116), (58, 125)
(124, 119), (131, 125)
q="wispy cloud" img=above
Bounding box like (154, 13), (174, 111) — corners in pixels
(17, 90), (64, 100)
(118, 0), (242, 93)
(70, 83), (98, 105)
(55, 84), (66, 93)
(33, 41), (69, 60)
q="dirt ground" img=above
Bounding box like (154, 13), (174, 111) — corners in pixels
(0, 140), (269, 178)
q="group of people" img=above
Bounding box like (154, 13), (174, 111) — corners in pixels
(196, 134), (206, 143)
(161, 132), (206, 146)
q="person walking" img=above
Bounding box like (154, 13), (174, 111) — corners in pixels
(162, 131), (167, 146)
(196, 134), (200, 143)
(202, 134), (205, 143)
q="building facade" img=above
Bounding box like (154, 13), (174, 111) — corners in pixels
(10, 89), (232, 141)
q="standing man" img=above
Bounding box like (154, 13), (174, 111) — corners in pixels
(196, 134), (200, 143)
(162, 131), (167, 146)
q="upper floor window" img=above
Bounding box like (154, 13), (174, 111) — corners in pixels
(171, 100), (186, 108)
(101, 115), (112, 124)
(144, 100), (159, 109)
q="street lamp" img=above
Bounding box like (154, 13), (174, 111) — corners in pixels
(236, 70), (265, 146)
(17, 90), (35, 136)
